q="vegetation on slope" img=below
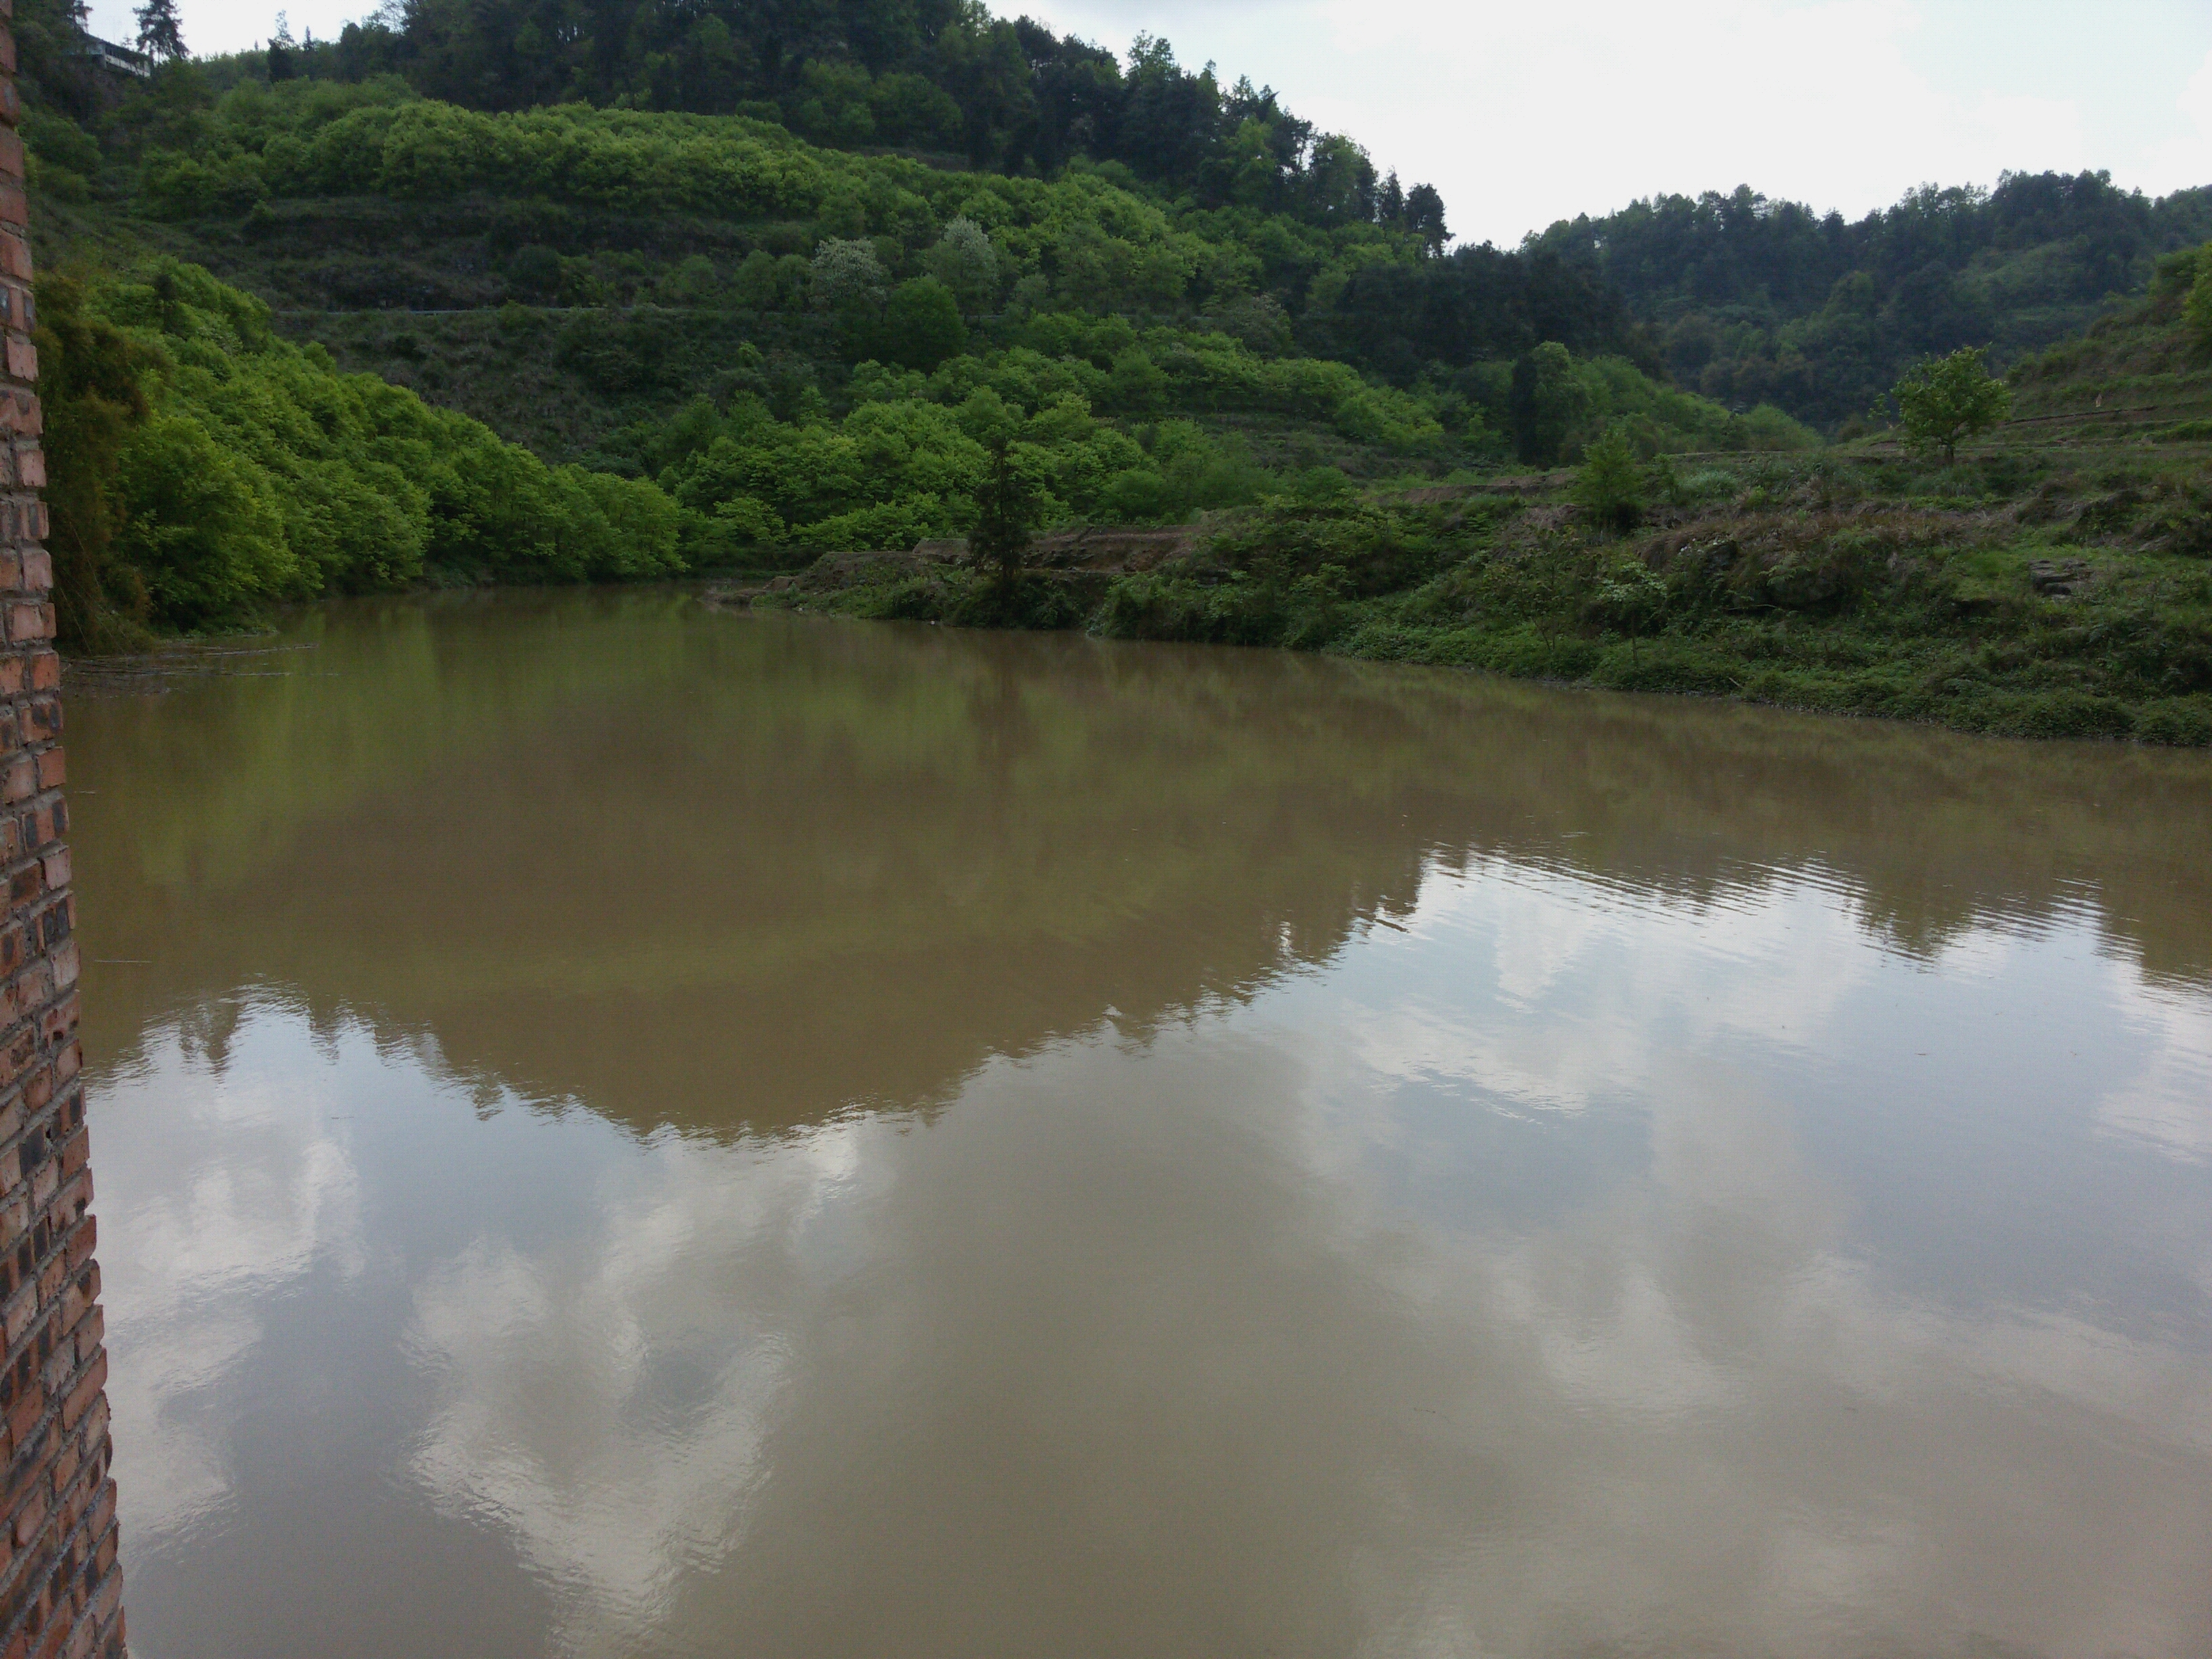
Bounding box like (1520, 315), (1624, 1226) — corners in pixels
(19, 21), (1816, 639)
(760, 287), (2212, 745)
(1528, 174), (2212, 428)
(39, 258), (680, 647)
(13, 0), (2211, 754)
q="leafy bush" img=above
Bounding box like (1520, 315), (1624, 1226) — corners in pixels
(47, 260), (689, 636)
(1574, 424), (1645, 532)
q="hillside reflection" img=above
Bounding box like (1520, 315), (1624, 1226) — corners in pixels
(69, 590), (2212, 1140)
(70, 594), (2212, 1659)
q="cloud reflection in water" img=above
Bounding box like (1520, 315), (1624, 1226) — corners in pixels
(89, 851), (2212, 1659)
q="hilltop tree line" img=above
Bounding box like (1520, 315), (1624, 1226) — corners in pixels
(1529, 174), (2212, 424)
(62, 0), (1452, 240)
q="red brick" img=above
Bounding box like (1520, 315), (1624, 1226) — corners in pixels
(5, 1386), (39, 1448)
(87, 1573), (117, 1634)
(0, 1025), (33, 1085)
(58, 1353), (100, 1431)
(0, 50), (121, 1650)
(59, 1215), (89, 1273)
(8, 602), (51, 643)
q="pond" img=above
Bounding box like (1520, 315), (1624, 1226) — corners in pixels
(69, 592), (2212, 1658)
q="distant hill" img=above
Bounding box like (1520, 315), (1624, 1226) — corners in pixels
(1528, 176), (2212, 430)
(2001, 247), (2212, 443)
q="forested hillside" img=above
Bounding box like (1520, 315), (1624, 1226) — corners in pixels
(12, 0), (1824, 645)
(1528, 175), (2212, 428)
(9, 0), (2209, 672)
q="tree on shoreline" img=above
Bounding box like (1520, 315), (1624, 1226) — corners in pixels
(970, 440), (1038, 590)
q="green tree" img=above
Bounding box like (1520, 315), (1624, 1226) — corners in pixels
(808, 237), (887, 314)
(1107, 346), (1168, 413)
(922, 217), (998, 315)
(1885, 345), (2011, 464)
(1403, 182), (1448, 253)
(34, 275), (159, 650)
(134, 0), (186, 60)
(2184, 251), (2212, 363)
(1507, 342), (1591, 466)
(115, 413), (299, 628)
(878, 276), (967, 371)
(1574, 422), (1645, 533)
(969, 439), (1038, 588)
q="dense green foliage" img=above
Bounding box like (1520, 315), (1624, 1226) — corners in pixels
(1883, 346), (2012, 465)
(14, 0), (1687, 457)
(1528, 176), (2212, 428)
(36, 259), (682, 642)
(13, 0), (2205, 738)
(769, 287), (2212, 745)
(13, 16), (1819, 611)
(201, 0), (1450, 237)
(35, 274), (157, 649)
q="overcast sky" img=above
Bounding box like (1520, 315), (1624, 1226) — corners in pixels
(81, 0), (2212, 247)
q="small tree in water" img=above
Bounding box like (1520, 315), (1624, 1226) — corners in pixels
(1883, 346), (2011, 465)
(970, 441), (1037, 590)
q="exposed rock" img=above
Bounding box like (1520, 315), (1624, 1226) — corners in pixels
(1024, 527), (1202, 571)
(2028, 556), (2092, 596)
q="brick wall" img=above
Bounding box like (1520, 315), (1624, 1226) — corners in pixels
(0, 7), (125, 1658)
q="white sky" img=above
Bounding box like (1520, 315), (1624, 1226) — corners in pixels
(81, 0), (2212, 247)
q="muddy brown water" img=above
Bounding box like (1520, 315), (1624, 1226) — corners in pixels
(68, 591), (2212, 1658)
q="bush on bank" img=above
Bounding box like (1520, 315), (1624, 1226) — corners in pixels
(39, 259), (686, 646)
